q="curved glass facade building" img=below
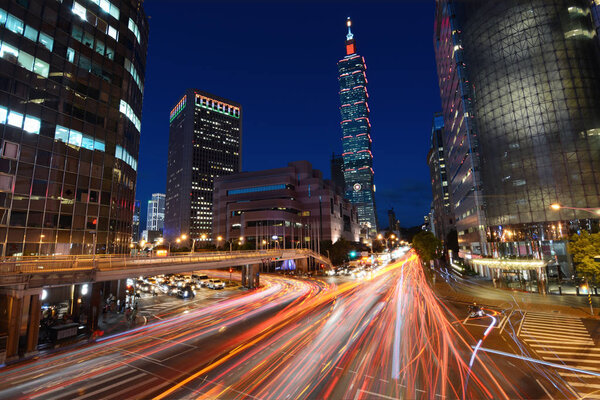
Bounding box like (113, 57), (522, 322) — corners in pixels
(459, 0), (600, 227)
(338, 18), (378, 236)
(0, 0), (148, 256)
(436, 0), (600, 272)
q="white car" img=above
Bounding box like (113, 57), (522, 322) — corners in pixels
(208, 279), (225, 290)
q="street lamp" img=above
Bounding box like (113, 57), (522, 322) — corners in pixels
(550, 203), (600, 216)
(377, 234), (390, 250)
(39, 234), (45, 256)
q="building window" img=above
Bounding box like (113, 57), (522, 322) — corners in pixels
(2, 141), (18, 159)
(7, 110), (23, 128)
(23, 115), (40, 134)
(128, 18), (141, 44)
(6, 15), (24, 35)
(38, 32), (53, 51)
(0, 174), (13, 192)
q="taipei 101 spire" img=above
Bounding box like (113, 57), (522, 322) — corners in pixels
(337, 17), (378, 237)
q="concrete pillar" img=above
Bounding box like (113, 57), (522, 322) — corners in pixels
(296, 258), (308, 273)
(5, 295), (23, 360)
(89, 283), (102, 332)
(25, 294), (41, 355)
(250, 264), (260, 289)
(116, 279), (127, 307)
(241, 265), (248, 287)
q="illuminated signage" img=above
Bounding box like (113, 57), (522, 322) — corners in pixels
(170, 95), (187, 123)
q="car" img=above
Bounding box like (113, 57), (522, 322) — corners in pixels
(159, 283), (170, 294)
(177, 285), (196, 299)
(199, 277), (212, 287)
(208, 279), (225, 290)
(192, 274), (209, 285)
(167, 284), (179, 296)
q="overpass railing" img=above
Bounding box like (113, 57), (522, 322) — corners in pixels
(0, 249), (331, 275)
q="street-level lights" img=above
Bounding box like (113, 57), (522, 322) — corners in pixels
(377, 233), (394, 250)
(550, 203), (600, 216)
(216, 236), (242, 252)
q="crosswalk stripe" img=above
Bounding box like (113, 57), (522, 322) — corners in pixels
(43, 368), (135, 399)
(522, 328), (592, 340)
(525, 314), (583, 324)
(104, 377), (159, 400)
(522, 319), (587, 330)
(530, 344), (600, 351)
(523, 336), (594, 345)
(569, 382), (600, 390)
(73, 374), (142, 400)
(525, 312), (583, 320)
(538, 350), (600, 356)
(540, 357), (600, 364)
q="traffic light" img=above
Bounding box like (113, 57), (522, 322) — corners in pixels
(349, 251), (357, 259)
(229, 267), (233, 273)
(92, 218), (97, 225)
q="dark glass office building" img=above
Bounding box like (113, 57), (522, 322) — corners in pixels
(427, 112), (453, 244)
(330, 153), (345, 193)
(338, 18), (378, 237)
(434, 2), (487, 258)
(0, 0), (148, 256)
(164, 89), (241, 241)
(435, 0), (600, 275)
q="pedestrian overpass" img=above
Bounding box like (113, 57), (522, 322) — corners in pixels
(0, 248), (331, 362)
(0, 248), (332, 289)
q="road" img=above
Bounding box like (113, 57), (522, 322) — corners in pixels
(0, 252), (590, 399)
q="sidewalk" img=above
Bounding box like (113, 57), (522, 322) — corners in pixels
(433, 272), (600, 319)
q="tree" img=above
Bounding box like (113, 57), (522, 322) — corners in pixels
(411, 231), (443, 265)
(328, 238), (355, 266)
(567, 231), (600, 283)
(446, 229), (459, 256)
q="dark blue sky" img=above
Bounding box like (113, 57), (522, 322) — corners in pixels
(137, 1), (439, 229)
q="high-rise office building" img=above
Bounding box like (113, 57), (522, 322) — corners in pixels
(164, 89), (241, 241)
(330, 153), (345, 192)
(146, 193), (164, 232)
(435, 1), (600, 274)
(0, 1), (148, 256)
(434, 2), (486, 258)
(338, 18), (378, 237)
(427, 112), (453, 243)
(387, 208), (399, 233)
(132, 199), (140, 242)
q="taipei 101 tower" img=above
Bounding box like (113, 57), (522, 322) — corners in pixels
(338, 18), (378, 237)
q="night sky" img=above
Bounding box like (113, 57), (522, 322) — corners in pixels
(137, 0), (439, 230)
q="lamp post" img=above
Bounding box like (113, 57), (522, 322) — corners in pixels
(216, 236), (242, 252)
(39, 234), (45, 256)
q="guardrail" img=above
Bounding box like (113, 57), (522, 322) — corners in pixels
(0, 249), (331, 275)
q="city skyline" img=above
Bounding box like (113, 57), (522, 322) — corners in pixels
(136, 2), (438, 230)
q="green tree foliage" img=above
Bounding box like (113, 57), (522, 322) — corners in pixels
(411, 231), (443, 264)
(568, 231), (600, 281)
(327, 238), (355, 266)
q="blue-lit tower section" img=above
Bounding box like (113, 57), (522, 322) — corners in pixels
(338, 18), (378, 236)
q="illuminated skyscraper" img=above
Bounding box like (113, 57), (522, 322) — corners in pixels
(338, 18), (378, 237)
(164, 89), (241, 241)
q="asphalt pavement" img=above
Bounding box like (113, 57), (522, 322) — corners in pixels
(0, 256), (594, 399)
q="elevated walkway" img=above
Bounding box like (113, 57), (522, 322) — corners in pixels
(0, 249), (331, 289)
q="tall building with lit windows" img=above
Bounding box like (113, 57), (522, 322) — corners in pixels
(0, 0), (148, 256)
(146, 193), (164, 232)
(164, 89), (241, 241)
(337, 18), (378, 237)
(435, 0), (600, 276)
